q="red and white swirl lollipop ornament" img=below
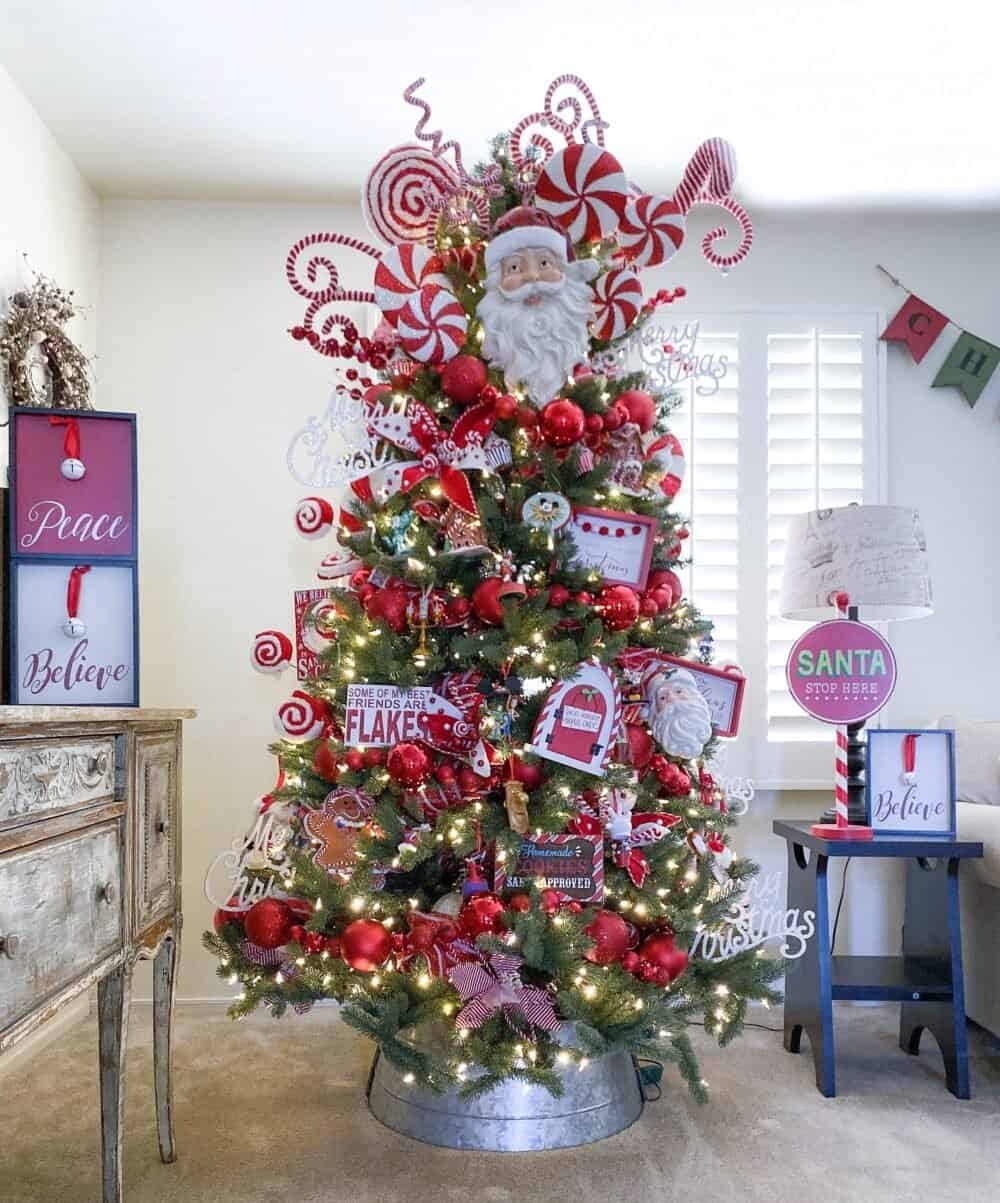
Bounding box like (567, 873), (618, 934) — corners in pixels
(274, 691), (330, 742)
(63, 565), (91, 638)
(373, 243), (450, 326)
(363, 144), (460, 245)
(396, 284), (467, 364)
(295, 496), (335, 540)
(618, 195), (686, 268)
(671, 138), (753, 274)
(250, 630), (293, 674)
(534, 143), (629, 243)
(50, 415), (86, 481)
(591, 267), (643, 342)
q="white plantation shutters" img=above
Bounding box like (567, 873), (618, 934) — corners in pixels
(665, 312), (885, 788)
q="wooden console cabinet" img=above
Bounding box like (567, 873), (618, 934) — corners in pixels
(0, 707), (194, 1203)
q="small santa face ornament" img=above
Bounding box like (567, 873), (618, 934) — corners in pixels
(62, 616), (87, 639)
(61, 457), (86, 481)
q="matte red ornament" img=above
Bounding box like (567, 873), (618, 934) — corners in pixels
(363, 747), (386, 768)
(341, 918), (392, 972)
(602, 405), (626, 432)
(472, 576), (525, 625)
(445, 596), (471, 625)
(213, 895), (245, 932)
(440, 354), (488, 404)
(615, 389), (656, 433)
(515, 405), (539, 428)
(364, 585), (409, 633)
(540, 888), (562, 915)
(597, 584), (640, 631)
(637, 932), (689, 983)
(457, 765), (482, 795)
(541, 399), (586, 447)
(495, 394), (518, 420)
(640, 594), (659, 618)
(621, 950), (640, 973)
(243, 898), (294, 950)
(548, 584), (571, 608)
(509, 755), (544, 790)
(345, 748), (365, 772)
(508, 892), (532, 913)
(435, 762), (457, 785)
(647, 569), (683, 609)
(458, 893), (507, 938)
(584, 909), (631, 965)
(387, 742), (431, 788)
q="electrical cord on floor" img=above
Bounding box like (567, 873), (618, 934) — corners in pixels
(830, 857), (852, 954)
(687, 1020), (784, 1034)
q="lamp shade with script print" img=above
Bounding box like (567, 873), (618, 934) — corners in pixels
(780, 504), (932, 622)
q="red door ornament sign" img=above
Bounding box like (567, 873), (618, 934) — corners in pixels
(11, 411), (136, 558)
(528, 659), (622, 776)
(785, 618), (897, 725)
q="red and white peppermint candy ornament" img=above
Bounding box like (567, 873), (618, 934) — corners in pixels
(618, 194), (686, 268)
(591, 267), (642, 341)
(295, 496), (335, 539)
(274, 691), (329, 742)
(646, 431), (685, 498)
(251, 630), (293, 674)
(363, 144), (459, 245)
(534, 143), (629, 244)
(374, 243), (450, 326)
(317, 550), (363, 581)
(396, 284), (467, 365)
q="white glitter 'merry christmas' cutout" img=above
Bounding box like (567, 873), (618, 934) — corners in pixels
(616, 319), (730, 397)
(690, 870), (816, 962)
(204, 810), (295, 912)
(287, 388), (395, 490)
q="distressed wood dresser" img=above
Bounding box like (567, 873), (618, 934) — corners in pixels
(0, 706), (194, 1203)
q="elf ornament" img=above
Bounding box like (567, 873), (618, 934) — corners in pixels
(62, 564), (91, 638)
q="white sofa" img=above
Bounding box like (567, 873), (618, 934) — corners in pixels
(941, 716), (1000, 1036)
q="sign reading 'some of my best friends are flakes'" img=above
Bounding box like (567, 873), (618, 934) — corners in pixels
(785, 618), (897, 725)
(344, 684), (450, 746)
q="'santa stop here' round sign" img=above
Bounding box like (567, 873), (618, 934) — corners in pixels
(785, 618), (897, 725)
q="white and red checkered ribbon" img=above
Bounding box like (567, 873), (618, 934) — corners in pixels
(447, 953), (560, 1033)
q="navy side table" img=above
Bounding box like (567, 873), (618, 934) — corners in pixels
(773, 819), (984, 1099)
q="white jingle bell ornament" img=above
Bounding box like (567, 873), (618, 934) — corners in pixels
(61, 458), (86, 481)
(62, 616), (87, 638)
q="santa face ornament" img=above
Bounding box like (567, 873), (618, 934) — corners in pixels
(476, 206), (599, 407)
(645, 667), (713, 760)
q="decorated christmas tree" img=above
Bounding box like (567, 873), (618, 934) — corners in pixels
(205, 73), (779, 1121)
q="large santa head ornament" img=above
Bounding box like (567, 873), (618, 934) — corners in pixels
(476, 206), (599, 407)
(644, 666), (713, 760)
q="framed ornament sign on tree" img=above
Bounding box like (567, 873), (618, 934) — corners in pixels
(6, 407), (139, 705)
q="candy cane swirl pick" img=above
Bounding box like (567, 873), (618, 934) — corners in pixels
(535, 143), (629, 243)
(274, 691), (329, 742)
(295, 496), (335, 539)
(396, 284), (468, 364)
(363, 144), (459, 245)
(618, 194), (686, 268)
(590, 267), (643, 341)
(373, 243), (450, 326)
(251, 630), (293, 674)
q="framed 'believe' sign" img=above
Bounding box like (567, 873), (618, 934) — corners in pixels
(7, 407), (139, 706)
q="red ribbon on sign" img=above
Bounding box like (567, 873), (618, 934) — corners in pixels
(66, 565), (91, 620)
(50, 415), (81, 461)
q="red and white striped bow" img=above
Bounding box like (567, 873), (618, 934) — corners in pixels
(365, 398), (499, 516)
(447, 953), (561, 1033)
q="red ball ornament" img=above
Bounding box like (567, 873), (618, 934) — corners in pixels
(445, 596), (471, 625)
(620, 950), (641, 973)
(615, 389), (657, 433)
(584, 412), (604, 435)
(364, 585), (409, 633)
(602, 405), (626, 432)
(472, 576), (525, 625)
(312, 739), (340, 782)
(597, 584), (640, 631)
(459, 893), (507, 938)
(387, 742), (431, 788)
(435, 761), (457, 786)
(515, 405), (539, 428)
(341, 918), (392, 972)
(363, 747), (386, 768)
(637, 932), (689, 983)
(289, 924), (308, 945)
(672, 767), (691, 795)
(540, 888), (562, 916)
(584, 909), (632, 965)
(639, 594), (659, 618)
(574, 591), (594, 607)
(495, 394), (518, 420)
(540, 399), (586, 447)
(440, 355), (488, 404)
(509, 755), (544, 790)
(213, 895), (245, 932)
(457, 765), (482, 796)
(647, 570), (683, 609)
(548, 584), (571, 608)
(345, 748), (365, 772)
(302, 931), (327, 955)
(244, 898), (294, 949)
(508, 892), (532, 913)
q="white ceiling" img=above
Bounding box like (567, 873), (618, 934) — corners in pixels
(1, 0), (997, 209)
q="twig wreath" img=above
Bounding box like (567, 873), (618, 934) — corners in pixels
(0, 271), (93, 410)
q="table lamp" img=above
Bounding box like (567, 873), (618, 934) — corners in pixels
(780, 504), (933, 831)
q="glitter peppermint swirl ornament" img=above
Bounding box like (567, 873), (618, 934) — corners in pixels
(274, 691), (329, 742)
(591, 267), (643, 341)
(618, 194), (686, 268)
(534, 143), (628, 243)
(250, 630), (293, 674)
(363, 144), (460, 245)
(373, 243), (450, 326)
(294, 496), (335, 539)
(396, 284), (467, 364)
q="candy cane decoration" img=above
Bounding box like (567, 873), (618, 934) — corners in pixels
(834, 592), (850, 829)
(671, 138), (754, 273)
(285, 232), (382, 353)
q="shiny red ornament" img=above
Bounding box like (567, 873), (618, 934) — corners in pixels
(574, 591), (594, 606)
(243, 898), (294, 949)
(584, 909), (631, 965)
(445, 596), (471, 625)
(364, 585), (409, 633)
(620, 950), (641, 973)
(647, 569), (683, 609)
(584, 413), (604, 435)
(597, 584), (640, 631)
(515, 405), (539, 428)
(345, 748), (365, 772)
(615, 389), (657, 433)
(341, 918), (392, 972)
(602, 405), (626, 432)
(541, 399), (586, 447)
(387, 742), (431, 788)
(508, 892), (532, 913)
(457, 765), (482, 796)
(637, 932), (689, 983)
(363, 747), (386, 768)
(472, 576), (526, 625)
(435, 761), (457, 786)
(540, 888), (562, 915)
(622, 723), (654, 771)
(312, 739), (340, 782)
(548, 584), (571, 607)
(302, 931), (327, 955)
(213, 895), (245, 932)
(639, 594), (659, 618)
(440, 354), (488, 404)
(459, 893), (507, 938)
(509, 755), (544, 790)
(495, 394), (518, 420)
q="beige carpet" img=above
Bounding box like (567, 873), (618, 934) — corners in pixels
(1, 1003), (999, 1203)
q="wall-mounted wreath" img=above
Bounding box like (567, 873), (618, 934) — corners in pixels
(0, 272), (93, 410)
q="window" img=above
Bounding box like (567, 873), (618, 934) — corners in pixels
(666, 312), (886, 788)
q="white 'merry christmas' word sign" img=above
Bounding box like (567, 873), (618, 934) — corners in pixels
(622, 320), (730, 398)
(690, 870), (816, 962)
(204, 810), (294, 912)
(287, 389), (395, 489)
(343, 683), (461, 746)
